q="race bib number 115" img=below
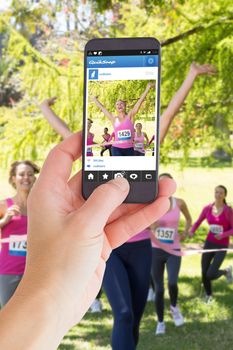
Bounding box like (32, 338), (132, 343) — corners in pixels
(9, 235), (27, 257)
(209, 225), (223, 235)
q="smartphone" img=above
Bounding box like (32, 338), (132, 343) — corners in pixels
(82, 37), (161, 203)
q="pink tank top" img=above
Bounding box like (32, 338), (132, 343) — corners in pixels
(103, 134), (111, 142)
(191, 204), (233, 246)
(152, 198), (181, 250)
(0, 198), (27, 275)
(87, 133), (94, 156)
(134, 132), (145, 153)
(113, 116), (134, 149)
(127, 228), (151, 243)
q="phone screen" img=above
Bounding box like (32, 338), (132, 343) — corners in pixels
(83, 40), (160, 203)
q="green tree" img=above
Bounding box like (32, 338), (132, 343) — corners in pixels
(0, 0), (232, 167)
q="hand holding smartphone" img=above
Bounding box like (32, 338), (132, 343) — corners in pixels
(82, 38), (161, 203)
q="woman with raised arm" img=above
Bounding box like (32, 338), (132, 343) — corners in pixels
(102, 62), (216, 350)
(0, 161), (39, 307)
(91, 82), (155, 156)
(40, 63), (215, 158)
(190, 185), (233, 303)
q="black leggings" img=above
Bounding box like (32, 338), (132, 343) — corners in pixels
(101, 146), (112, 156)
(151, 248), (181, 322)
(201, 240), (227, 296)
(103, 240), (152, 350)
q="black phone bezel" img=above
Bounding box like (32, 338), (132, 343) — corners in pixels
(82, 37), (161, 204)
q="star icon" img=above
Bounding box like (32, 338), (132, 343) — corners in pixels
(103, 173), (109, 180)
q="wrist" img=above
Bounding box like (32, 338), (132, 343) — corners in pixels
(16, 276), (71, 332)
(0, 285), (67, 350)
(189, 66), (198, 79)
(40, 101), (50, 110)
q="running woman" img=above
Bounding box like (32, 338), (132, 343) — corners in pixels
(91, 82), (155, 156)
(133, 122), (149, 156)
(100, 127), (112, 156)
(151, 173), (192, 335)
(0, 161), (39, 307)
(86, 118), (94, 156)
(102, 62), (215, 350)
(190, 185), (233, 303)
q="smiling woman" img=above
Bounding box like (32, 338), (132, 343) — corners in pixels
(0, 160), (39, 307)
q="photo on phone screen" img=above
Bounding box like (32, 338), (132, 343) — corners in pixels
(82, 38), (160, 203)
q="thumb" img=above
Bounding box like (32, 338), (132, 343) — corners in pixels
(79, 177), (129, 231)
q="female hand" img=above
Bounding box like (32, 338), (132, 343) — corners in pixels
(147, 82), (155, 89)
(1, 205), (21, 226)
(17, 132), (175, 333)
(188, 228), (194, 238)
(180, 232), (187, 241)
(90, 95), (98, 102)
(40, 97), (57, 108)
(190, 62), (217, 76)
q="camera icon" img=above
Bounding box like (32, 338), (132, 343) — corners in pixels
(114, 172), (126, 179)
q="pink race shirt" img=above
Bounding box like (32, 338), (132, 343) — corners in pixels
(113, 116), (134, 149)
(152, 198), (181, 250)
(127, 228), (151, 243)
(103, 133), (111, 142)
(134, 132), (145, 154)
(87, 132), (94, 156)
(191, 204), (233, 246)
(0, 198), (27, 275)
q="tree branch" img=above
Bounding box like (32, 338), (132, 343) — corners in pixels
(161, 16), (233, 47)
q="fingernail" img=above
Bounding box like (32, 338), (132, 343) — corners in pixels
(109, 177), (129, 192)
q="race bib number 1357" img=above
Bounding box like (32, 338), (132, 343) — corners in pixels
(155, 227), (175, 244)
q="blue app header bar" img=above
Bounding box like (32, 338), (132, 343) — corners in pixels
(87, 55), (158, 68)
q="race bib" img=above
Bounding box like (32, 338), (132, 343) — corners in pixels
(117, 129), (131, 140)
(9, 235), (27, 257)
(135, 142), (144, 150)
(209, 224), (223, 235)
(155, 227), (175, 244)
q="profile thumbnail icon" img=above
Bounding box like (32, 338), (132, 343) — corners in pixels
(89, 69), (98, 80)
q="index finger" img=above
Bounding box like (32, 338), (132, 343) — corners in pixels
(37, 131), (82, 188)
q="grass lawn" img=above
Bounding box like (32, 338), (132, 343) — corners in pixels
(59, 253), (233, 350)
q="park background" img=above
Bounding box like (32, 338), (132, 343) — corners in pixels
(0, 0), (232, 349)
